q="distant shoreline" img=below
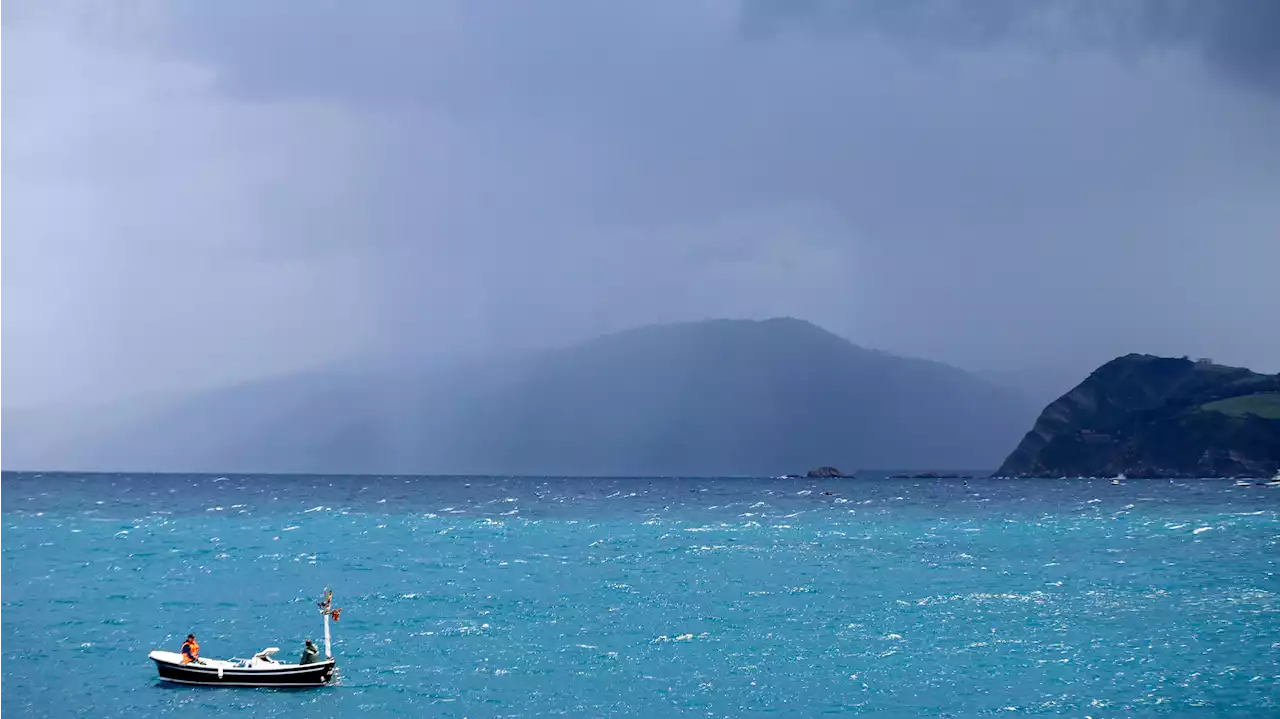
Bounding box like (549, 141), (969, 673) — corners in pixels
(4, 469), (1269, 481)
(0, 469), (992, 479)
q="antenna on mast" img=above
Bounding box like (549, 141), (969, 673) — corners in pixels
(317, 588), (342, 658)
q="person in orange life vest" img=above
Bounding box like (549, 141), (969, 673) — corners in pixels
(181, 634), (201, 664)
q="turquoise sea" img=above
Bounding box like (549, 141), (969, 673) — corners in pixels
(2, 472), (1277, 717)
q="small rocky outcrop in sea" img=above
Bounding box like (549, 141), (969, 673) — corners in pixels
(995, 354), (1280, 479)
(806, 466), (852, 478)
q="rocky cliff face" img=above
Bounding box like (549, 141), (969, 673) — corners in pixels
(996, 354), (1280, 478)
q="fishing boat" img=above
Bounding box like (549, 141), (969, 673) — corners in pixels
(148, 589), (342, 687)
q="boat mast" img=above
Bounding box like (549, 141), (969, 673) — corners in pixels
(324, 610), (332, 659)
(318, 588), (337, 659)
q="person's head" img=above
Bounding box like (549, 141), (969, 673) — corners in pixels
(187, 634), (195, 641)
(306, 640), (316, 648)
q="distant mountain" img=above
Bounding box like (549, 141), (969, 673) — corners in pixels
(996, 354), (1280, 478)
(4, 318), (1037, 475)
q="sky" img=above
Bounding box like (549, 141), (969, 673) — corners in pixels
(4, 0), (1280, 410)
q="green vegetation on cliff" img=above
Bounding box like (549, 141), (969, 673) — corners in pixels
(996, 355), (1280, 478)
(1201, 392), (1280, 420)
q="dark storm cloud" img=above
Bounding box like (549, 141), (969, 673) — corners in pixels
(1199, 0), (1280, 93)
(740, 0), (1280, 95)
(4, 0), (1278, 411)
(157, 1), (1280, 365)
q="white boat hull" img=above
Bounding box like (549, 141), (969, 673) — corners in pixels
(148, 650), (336, 687)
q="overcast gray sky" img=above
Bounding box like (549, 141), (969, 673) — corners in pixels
(4, 0), (1279, 409)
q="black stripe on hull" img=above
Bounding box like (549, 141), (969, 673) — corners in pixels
(153, 659), (336, 687)
(158, 678), (331, 687)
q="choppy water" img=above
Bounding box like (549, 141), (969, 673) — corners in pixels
(2, 472), (1278, 717)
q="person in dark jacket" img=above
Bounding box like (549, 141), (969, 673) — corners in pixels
(298, 640), (321, 665)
